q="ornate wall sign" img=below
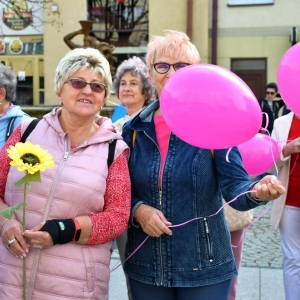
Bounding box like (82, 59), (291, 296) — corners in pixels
(1, 1), (43, 35)
(9, 38), (24, 55)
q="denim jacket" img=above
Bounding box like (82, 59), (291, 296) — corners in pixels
(122, 100), (265, 287)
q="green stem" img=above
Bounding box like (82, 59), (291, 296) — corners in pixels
(23, 183), (27, 300)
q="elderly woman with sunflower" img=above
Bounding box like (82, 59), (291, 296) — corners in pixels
(0, 48), (131, 300)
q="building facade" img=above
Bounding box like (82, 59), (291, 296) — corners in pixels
(0, 0), (298, 111)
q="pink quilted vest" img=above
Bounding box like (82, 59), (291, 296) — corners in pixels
(0, 107), (129, 300)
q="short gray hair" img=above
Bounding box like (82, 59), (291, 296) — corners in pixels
(113, 56), (155, 106)
(0, 63), (17, 102)
(54, 47), (112, 102)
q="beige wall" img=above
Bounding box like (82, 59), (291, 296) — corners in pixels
(210, 0), (300, 83)
(41, 0), (299, 105)
(43, 0), (87, 105)
(217, 0), (299, 28)
(148, 0), (209, 62)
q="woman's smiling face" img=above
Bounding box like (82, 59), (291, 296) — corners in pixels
(57, 68), (106, 119)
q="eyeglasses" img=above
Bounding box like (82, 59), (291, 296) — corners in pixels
(153, 62), (190, 74)
(66, 78), (106, 93)
(266, 91), (275, 95)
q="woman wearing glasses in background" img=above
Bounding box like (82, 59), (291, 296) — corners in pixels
(0, 48), (131, 299)
(121, 30), (285, 300)
(111, 56), (155, 300)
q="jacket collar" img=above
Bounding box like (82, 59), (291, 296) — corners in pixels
(129, 99), (160, 131)
(46, 106), (122, 144)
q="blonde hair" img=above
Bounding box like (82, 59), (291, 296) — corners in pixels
(54, 48), (112, 102)
(146, 30), (201, 67)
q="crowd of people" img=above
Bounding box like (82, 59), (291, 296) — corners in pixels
(0, 29), (296, 300)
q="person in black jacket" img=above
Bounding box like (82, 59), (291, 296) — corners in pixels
(258, 82), (284, 134)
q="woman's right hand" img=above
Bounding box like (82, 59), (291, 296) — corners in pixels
(1, 219), (28, 259)
(134, 204), (172, 237)
(282, 137), (300, 157)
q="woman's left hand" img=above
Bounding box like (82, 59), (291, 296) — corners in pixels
(250, 175), (286, 201)
(23, 222), (54, 250)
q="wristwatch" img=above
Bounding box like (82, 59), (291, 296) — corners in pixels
(72, 218), (81, 241)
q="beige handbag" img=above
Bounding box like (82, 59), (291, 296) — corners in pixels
(223, 200), (253, 232)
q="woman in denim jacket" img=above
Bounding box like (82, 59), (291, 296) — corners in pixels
(122, 30), (285, 300)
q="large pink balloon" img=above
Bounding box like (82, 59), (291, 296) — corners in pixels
(160, 64), (262, 149)
(277, 43), (300, 115)
(238, 134), (281, 176)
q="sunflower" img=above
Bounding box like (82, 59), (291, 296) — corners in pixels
(7, 141), (54, 175)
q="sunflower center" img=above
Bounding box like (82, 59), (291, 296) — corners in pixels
(21, 153), (40, 165)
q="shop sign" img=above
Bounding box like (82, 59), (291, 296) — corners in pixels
(228, 0), (274, 5)
(0, 39), (6, 54)
(9, 38), (24, 55)
(1, 1), (43, 35)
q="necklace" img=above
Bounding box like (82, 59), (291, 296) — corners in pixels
(71, 132), (90, 147)
(71, 125), (97, 148)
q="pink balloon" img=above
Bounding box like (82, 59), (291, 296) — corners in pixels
(238, 134), (281, 176)
(277, 43), (300, 115)
(160, 64), (262, 149)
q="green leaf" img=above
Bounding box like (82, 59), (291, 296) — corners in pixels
(0, 203), (25, 219)
(14, 172), (41, 188)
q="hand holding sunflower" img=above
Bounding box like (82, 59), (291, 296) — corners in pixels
(0, 141), (54, 300)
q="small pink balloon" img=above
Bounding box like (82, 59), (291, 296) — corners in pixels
(238, 134), (281, 176)
(160, 64), (262, 149)
(277, 43), (300, 115)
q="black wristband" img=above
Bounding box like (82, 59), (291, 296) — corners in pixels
(40, 219), (75, 244)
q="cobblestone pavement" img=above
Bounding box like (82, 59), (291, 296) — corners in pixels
(242, 201), (283, 269)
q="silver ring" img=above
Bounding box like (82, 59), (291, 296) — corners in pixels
(7, 238), (16, 248)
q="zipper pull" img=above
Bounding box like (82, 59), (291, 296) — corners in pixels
(204, 218), (209, 233)
(159, 189), (162, 206)
(63, 151), (69, 160)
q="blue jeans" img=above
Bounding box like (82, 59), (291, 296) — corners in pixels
(128, 277), (232, 300)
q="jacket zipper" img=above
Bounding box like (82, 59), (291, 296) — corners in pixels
(159, 188), (164, 285)
(28, 138), (70, 299)
(204, 218), (213, 262)
(144, 131), (166, 285)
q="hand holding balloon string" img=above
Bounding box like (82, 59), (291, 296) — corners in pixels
(111, 179), (285, 272)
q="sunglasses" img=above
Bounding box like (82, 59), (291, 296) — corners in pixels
(266, 91), (275, 95)
(66, 78), (106, 93)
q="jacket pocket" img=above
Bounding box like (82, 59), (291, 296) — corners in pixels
(203, 218), (214, 262)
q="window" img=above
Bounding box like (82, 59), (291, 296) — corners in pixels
(228, 0), (274, 5)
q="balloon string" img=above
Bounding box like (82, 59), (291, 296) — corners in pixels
(231, 205), (270, 248)
(110, 190), (259, 273)
(269, 138), (297, 179)
(226, 148), (232, 162)
(260, 112), (269, 134)
(267, 130), (279, 177)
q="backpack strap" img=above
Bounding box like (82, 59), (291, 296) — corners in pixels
(132, 130), (137, 148)
(107, 139), (117, 168)
(20, 119), (40, 143)
(5, 117), (17, 141)
(20, 119), (116, 168)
